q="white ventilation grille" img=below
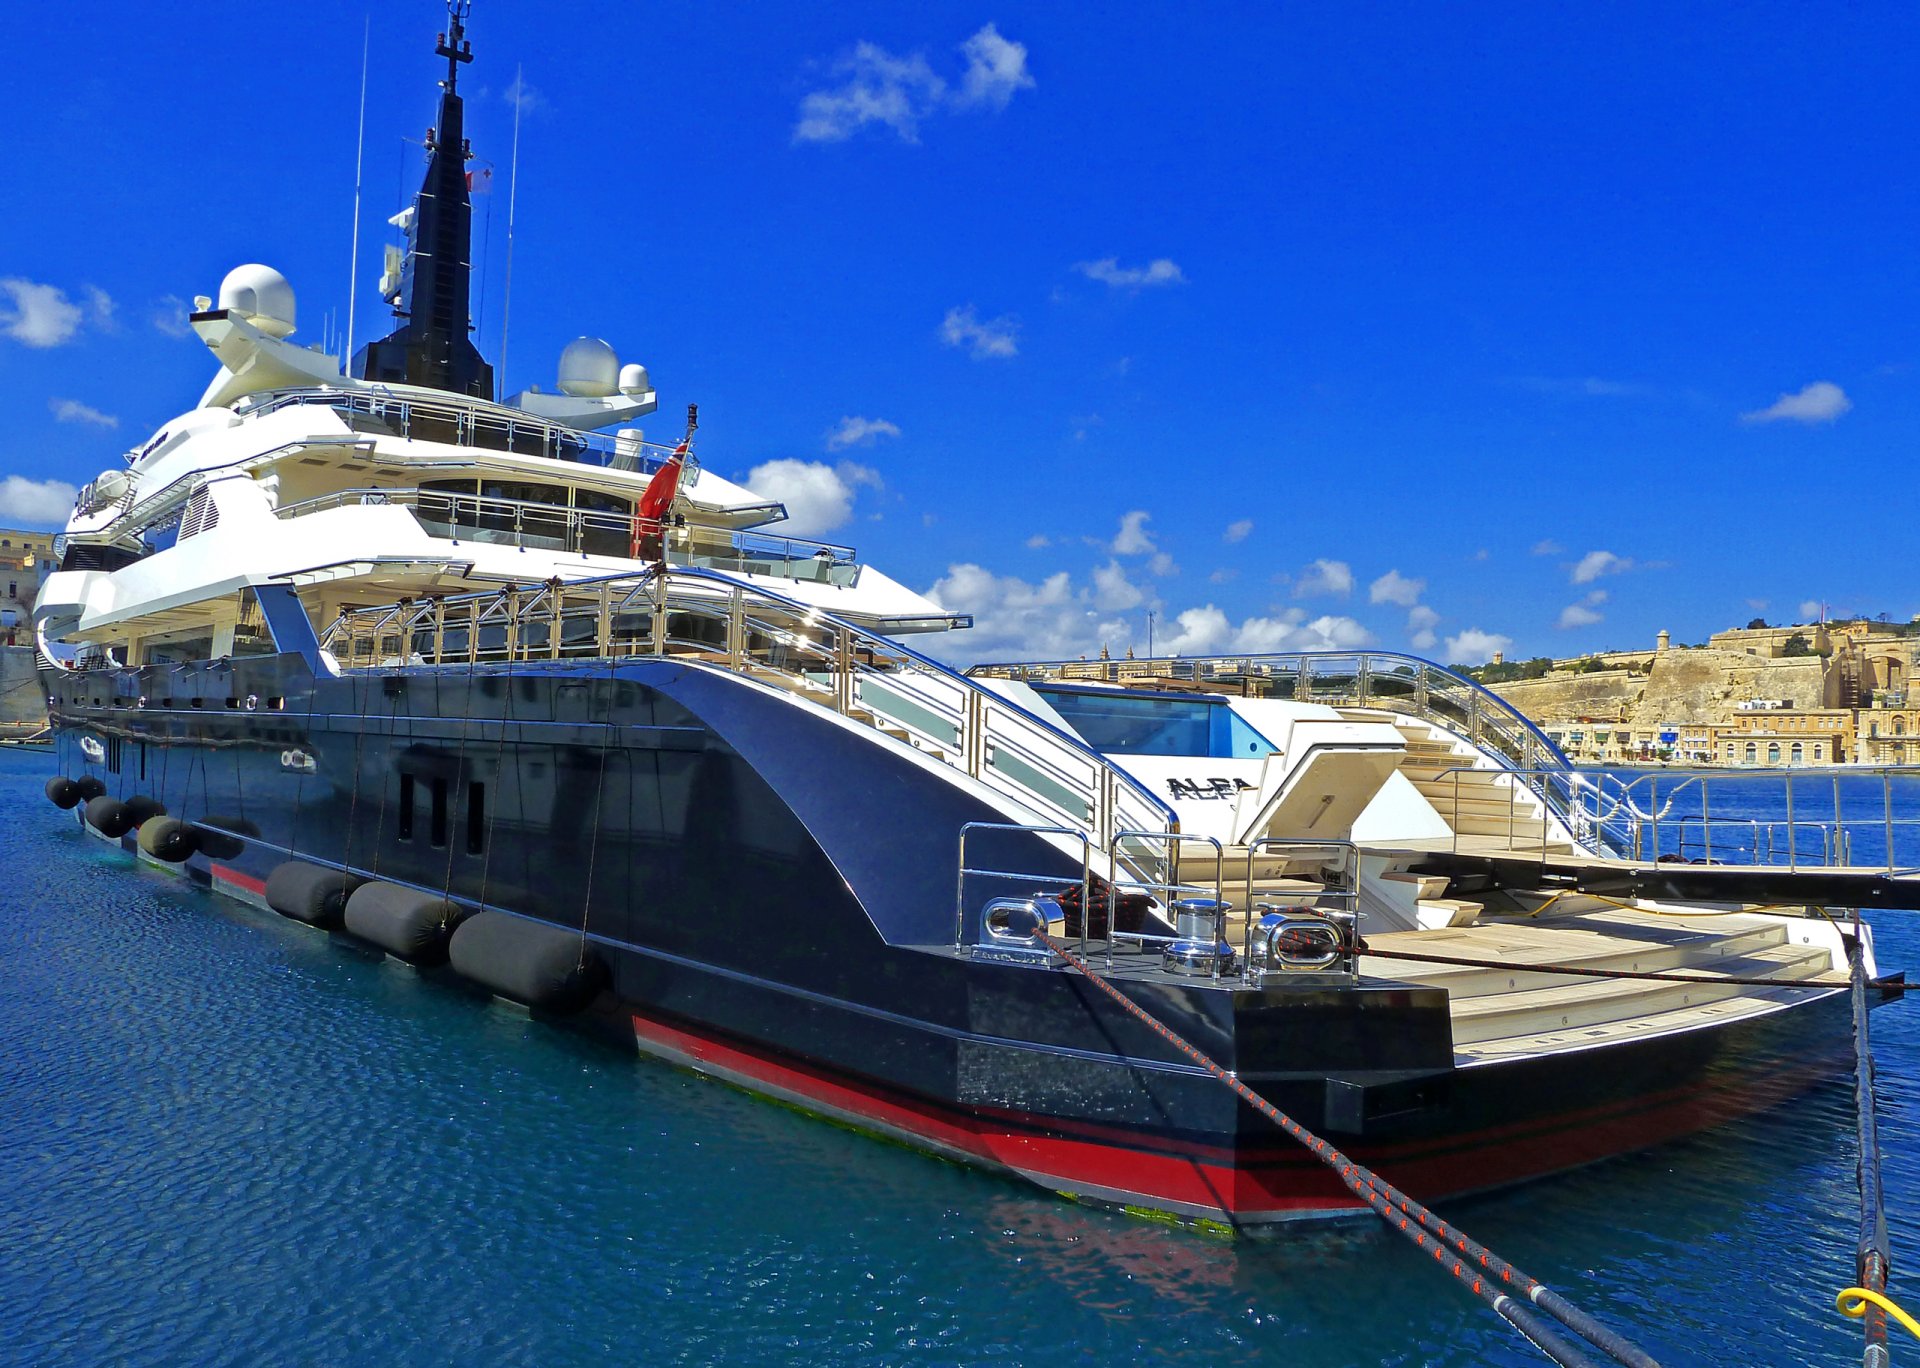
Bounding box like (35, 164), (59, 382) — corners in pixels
(178, 488), (221, 540)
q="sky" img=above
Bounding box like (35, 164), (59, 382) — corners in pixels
(3, 2), (1917, 667)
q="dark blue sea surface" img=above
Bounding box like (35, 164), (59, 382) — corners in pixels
(5, 746), (1920, 1367)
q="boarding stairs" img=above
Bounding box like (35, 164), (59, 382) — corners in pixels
(1362, 906), (1837, 1061)
(1350, 710), (1580, 855)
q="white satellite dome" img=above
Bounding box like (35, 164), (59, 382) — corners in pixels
(557, 337), (620, 398)
(217, 263), (297, 339)
(619, 363), (652, 396)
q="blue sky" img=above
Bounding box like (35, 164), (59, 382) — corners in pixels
(3, 2), (1916, 665)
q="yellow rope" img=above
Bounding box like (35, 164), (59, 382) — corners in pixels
(1837, 1287), (1920, 1341)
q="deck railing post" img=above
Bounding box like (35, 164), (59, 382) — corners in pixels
(1833, 771), (1845, 870)
(504, 590), (520, 662)
(596, 584), (612, 657)
(727, 589), (746, 671)
(650, 574), (667, 656)
(1786, 773), (1797, 871)
(1885, 772), (1895, 873)
(834, 628), (853, 714)
(549, 585), (563, 660)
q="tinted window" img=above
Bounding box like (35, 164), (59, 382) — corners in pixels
(1033, 687), (1274, 758)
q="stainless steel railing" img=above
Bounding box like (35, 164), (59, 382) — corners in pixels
(319, 568), (1177, 870)
(275, 487), (862, 588)
(970, 650), (1600, 850)
(1469, 765), (1920, 873)
(234, 385), (680, 474)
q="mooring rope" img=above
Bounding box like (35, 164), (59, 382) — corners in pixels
(1840, 926), (1895, 1367)
(1036, 929), (1661, 1368)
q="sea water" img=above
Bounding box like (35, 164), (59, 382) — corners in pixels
(4, 746), (1919, 1367)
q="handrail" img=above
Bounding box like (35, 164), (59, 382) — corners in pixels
(317, 566), (1178, 871)
(969, 650), (1596, 850)
(1485, 765), (1920, 873)
(274, 486), (861, 586)
(234, 384), (684, 473)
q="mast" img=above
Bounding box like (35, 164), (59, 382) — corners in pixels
(352, 1), (495, 399)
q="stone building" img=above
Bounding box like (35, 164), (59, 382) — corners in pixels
(1857, 708), (1920, 765)
(1710, 708), (1853, 767)
(0, 525), (56, 734)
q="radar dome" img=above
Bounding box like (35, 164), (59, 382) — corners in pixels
(557, 337), (620, 397)
(619, 363), (652, 396)
(217, 264), (297, 339)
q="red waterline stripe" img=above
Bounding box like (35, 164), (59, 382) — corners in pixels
(210, 863), (267, 896)
(631, 1005), (1847, 1221)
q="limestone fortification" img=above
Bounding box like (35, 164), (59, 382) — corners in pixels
(1488, 650), (1827, 728)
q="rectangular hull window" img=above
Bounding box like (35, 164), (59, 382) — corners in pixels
(397, 774), (415, 841)
(466, 782), (485, 855)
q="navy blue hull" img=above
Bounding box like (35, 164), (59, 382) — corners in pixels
(42, 652), (1869, 1223)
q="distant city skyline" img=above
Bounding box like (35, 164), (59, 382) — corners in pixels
(3, 3), (1915, 665)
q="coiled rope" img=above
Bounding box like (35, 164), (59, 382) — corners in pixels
(1036, 929), (1661, 1368)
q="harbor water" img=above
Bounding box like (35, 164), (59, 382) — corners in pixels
(5, 746), (1920, 1367)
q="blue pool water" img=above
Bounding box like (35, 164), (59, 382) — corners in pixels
(4, 746), (1919, 1367)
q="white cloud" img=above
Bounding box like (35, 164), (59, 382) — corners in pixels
(1513, 376), (1649, 399)
(1165, 608), (1374, 656)
(151, 294), (193, 339)
(1161, 606), (1229, 656)
(1074, 257), (1187, 289)
(1148, 551), (1177, 577)
(824, 415), (901, 451)
(1090, 559), (1145, 611)
(50, 398), (117, 428)
(926, 563), (1121, 662)
(795, 42), (944, 144)
(1110, 510), (1156, 556)
(940, 304), (1018, 359)
(744, 458), (882, 537)
(1571, 549), (1633, 585)
(83, 286), (115, 331)
(1445, 627), (1512, 665)
(0, 278), (84, 347)
(1223, 518), (1253, 544)
(504, 72), (545, 113)
(955, 24), (1034, 110)
(1208, 568), (1238, 584)
(795, 25), (1031, 144)
(1742, 380), (1851, 425)
(1368, 569), (1425, 607)
(1024, 533), (1051, 549)
(1407, 604), (1441, 651)
(0, 474), (78, 525)
(1294, 614), (1376, 650)
(1557, 601), (1604, 629)
(1799, 599), (1824, 621)
(1294, 558), (1353, 600)
(1530, 538), (1563, 556)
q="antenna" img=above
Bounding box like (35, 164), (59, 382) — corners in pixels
(345, 14), (370, 368)
(498, 61), (524, 400)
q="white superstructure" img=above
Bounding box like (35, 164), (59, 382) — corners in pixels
(35, 288), (957, 670)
